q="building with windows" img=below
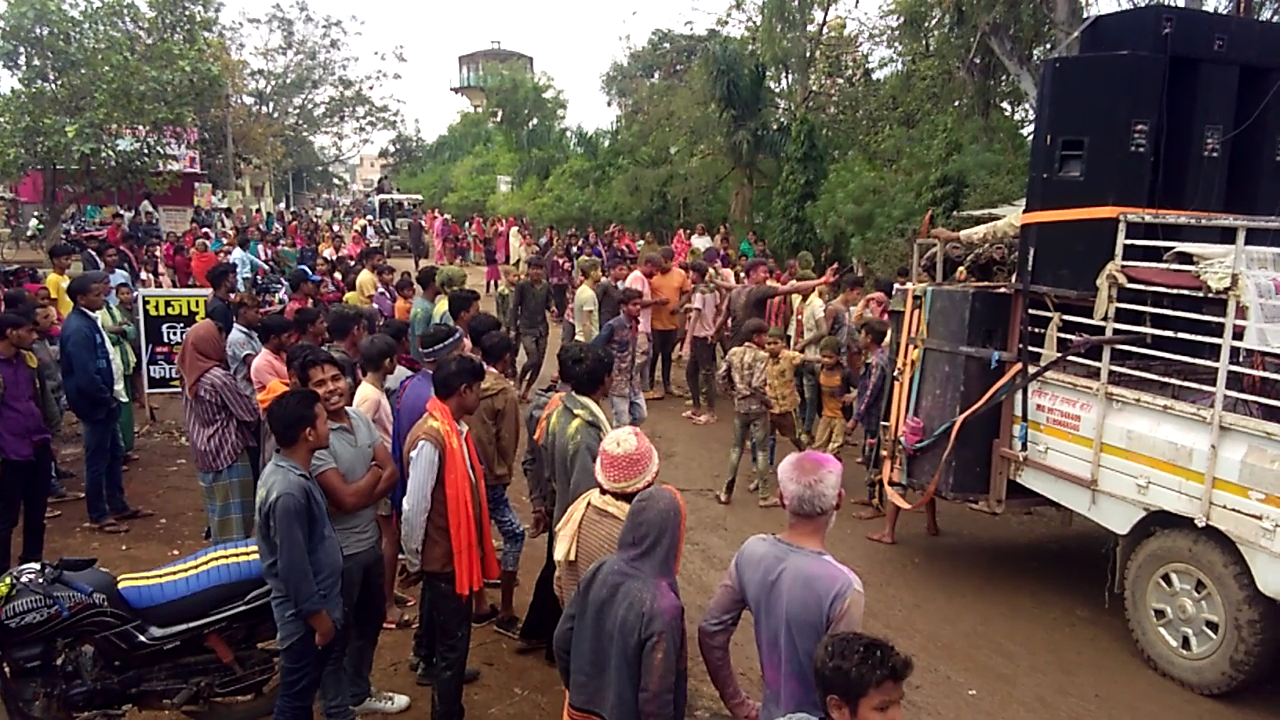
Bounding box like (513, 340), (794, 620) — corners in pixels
(451, 41), (534, 110)
(355, 154), (384, 191)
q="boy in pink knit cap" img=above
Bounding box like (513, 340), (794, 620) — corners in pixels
(551, 425), (659, 605)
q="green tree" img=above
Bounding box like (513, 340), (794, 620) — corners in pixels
(703, 38), (777, 226)
(0, 0), (225, 220)
(231, 0), (404, 190)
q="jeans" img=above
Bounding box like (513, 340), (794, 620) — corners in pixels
(275, 628), (338, 720)
(83, 405), (127, 524)
(519, 531), (560, 663)
(0, 442), (53, 573)
(423, 572), (472, 720)
(486, 484), (525, 573)
(648, 328), (678, 392)
(685, 336), (716, 412)
(49, 461), (66, 498)
(635, 332), (652, 392)
(722, 412), (769, 499)
(320, 546), (386, 718)
(609, 388), (647, 427)
(800, 364), (819, 437)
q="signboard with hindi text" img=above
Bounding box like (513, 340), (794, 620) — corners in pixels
(138, 289), (207, 393)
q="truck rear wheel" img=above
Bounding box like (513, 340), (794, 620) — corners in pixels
(1123, 527), (1280, 695)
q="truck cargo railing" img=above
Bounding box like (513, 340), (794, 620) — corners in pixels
(1022, 212), (1280, 518)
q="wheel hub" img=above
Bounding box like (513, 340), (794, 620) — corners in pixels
(1145, 562), (1225, 661)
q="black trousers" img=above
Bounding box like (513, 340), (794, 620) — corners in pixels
(686, 336), (717, 412)
(518, 531), (561, 662)
(319, 546), (385, 715)
(648, 328), (678, 391)
(423, 572), (472, 720)
(0, 441), (53, 574)
(551, 284), (569, 317)
(517, 332), (548, 386)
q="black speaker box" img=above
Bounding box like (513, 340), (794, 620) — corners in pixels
(1025, 53), (1166, 211)
(1154, 59), (1238, 212)
(1079, 5), (1271, 68)
(1023, 53), (1167, 294)
(1226, 65), (1280, 216)
(906, 286), (1012, 500)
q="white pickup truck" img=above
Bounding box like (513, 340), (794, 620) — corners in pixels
(997, 213), (1280, 696)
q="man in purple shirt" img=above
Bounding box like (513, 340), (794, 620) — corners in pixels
(0, 311), (56, 573)
(699, 450), (866, 720)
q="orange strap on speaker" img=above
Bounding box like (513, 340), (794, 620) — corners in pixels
(883, 360), (1025, 511)
(1020, 205), (1228, 225)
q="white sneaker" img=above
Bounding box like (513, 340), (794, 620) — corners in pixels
(352, 690), (411, 715)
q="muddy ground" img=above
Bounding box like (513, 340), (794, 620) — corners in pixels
(28, 264), (1280, 719)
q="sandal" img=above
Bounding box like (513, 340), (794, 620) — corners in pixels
(45, 508), (62, 519)
(394, 591), (417, 608)
(112, 507), (155, 521)
(49, 491), (85, 504)
(716, 492), (732, 505)
(382, 610), (418, 630)
(681, 410), (701, 420)
(86, 519), (129, 534)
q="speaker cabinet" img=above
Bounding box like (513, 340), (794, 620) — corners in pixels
(1079, 5), (1269, 67)
(1023, 53), (1167, 294)
(906, 286), (1013, 500)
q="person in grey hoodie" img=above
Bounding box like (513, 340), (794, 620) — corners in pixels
(553, 485), (687, 720)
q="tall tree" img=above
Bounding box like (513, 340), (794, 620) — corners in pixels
(703, 38), (776, 226)
(0, 0), (225, 219)
(231, 0), (404, 185)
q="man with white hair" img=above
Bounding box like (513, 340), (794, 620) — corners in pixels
(699, 450), (866, 720)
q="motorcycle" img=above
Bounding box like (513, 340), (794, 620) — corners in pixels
(0, 540), (279, 719)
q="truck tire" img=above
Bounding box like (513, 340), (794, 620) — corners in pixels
(1123, 527), (1280, 695)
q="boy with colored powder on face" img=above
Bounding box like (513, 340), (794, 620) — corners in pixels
(778, 632), (913, 720)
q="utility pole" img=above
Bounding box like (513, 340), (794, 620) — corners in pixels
(224, 86), (235, 192)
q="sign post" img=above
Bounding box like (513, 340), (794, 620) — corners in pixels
(138, 289), (208, 394)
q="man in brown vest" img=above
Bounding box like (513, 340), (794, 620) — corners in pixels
(399, 354), (500, 719)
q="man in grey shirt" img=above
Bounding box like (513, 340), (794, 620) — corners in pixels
(699, 450), (866, 720)
(293, 349), (409, 717)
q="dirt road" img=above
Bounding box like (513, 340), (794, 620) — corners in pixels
(33, 263), (1280, 719)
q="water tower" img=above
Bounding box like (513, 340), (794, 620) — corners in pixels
(451, 41), (534, 110)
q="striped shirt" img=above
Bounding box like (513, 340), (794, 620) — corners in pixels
(554, 502), (627, 606)
(183, 367), (260, 473)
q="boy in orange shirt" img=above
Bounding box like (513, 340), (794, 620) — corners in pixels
(394, 277), (415, 320)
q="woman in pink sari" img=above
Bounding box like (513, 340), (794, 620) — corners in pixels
(672, 227), (690, 264)
(432, 212), (447, 264)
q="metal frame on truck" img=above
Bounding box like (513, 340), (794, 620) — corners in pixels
(994, 212), (1280, 695)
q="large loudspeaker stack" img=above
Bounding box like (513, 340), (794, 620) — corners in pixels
(1023, 6), (1280, 295)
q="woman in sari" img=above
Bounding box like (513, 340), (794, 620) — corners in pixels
(175, 319), (260, 542)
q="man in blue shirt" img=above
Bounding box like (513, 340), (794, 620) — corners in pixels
(256, 388), (344, 719)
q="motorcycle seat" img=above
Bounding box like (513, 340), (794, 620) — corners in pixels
(115, 540), (265, 627)
(61, 566), (134, 613)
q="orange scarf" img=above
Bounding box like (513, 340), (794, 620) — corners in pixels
(256, 378), (290, 414)
(533, 392), (565, 445)
(426, 395), (500, 596)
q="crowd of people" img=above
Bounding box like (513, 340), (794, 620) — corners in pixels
(0, 204), (962, 720)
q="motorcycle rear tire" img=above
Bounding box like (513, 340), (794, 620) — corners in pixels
(180, 686), (278, 720)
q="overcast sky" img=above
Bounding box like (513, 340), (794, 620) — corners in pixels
(222, 0), (722, 148)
